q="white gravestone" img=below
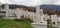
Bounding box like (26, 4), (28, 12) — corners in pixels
(51, 14), (58, 27)
(44, 14), (49, 21)
(25, 10), (29, 18)
(32, 13), (37, 22)
(4, 4), (11, 19)
(44, 14), (48, 21)
(22, 10), (27, 17)
(57, 16), (60, 22)
(31, 6), (47, 28)
(58, 23), (60, 28)
(39, 9), (47, 28)
(9, 9), (12, 16)
(5, 4), (9, 17)
(11, 9), (15, 16)
(15, 8), (22, 19)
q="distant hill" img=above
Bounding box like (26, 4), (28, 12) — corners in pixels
(40, 5), (60, 11)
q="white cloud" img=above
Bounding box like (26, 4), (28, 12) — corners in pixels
(0, 0), (11, 4)
(9, 0), (60, 6)
(9, 0), (40, 6)
(0, 0), (60, 6)
(41, 0), (59, 4)
(0, 0), (41, 6)
(54, 0), (60, 5)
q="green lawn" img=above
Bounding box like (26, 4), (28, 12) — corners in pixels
(0, 17), (33, 28)
(0, 16), (58, 28)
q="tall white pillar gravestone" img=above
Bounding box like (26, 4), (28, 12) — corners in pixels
(31, 6), (47, 28)
(3, 4), (11, 19)
(5, 4), (9, 17)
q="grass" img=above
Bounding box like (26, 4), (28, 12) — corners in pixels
(0, 17), (33, 28)
(0, 16), (58, 28)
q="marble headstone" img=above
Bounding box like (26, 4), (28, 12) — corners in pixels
(57, 16), (60, 22)
(51, 14), (58, 27)
(31, 6), (47, 28)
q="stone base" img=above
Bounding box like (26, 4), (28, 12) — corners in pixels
(52, 24), (58, 27)
(52, 22), (58, 27)
(31, 21), (47, 28)
(3, 17), (15, 19)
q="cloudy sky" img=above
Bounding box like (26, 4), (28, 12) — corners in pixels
(0, 0), (60, 6)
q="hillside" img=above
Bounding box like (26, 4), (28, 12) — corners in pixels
(40, 5), (60, 11)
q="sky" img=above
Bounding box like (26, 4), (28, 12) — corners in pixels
(0, 0), (60, 6)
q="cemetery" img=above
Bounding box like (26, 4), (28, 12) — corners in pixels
(0, 4), (60, 28)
